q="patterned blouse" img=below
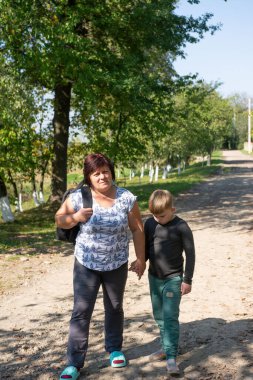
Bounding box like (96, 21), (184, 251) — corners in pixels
(70, 187), (136, 271)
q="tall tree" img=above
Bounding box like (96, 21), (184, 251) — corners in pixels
(162, 82), (233, 165)
(0, 0), (218, 200)
(227, 94), (249, 149)
(0, 62), (37, 179)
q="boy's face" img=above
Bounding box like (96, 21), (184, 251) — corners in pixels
(153, 207), (176, 225)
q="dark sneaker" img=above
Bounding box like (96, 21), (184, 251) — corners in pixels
(149, 349), (166, 361)
(167, 358), (180, 375)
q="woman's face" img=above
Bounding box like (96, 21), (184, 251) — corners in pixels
(89, 165), (113, 192)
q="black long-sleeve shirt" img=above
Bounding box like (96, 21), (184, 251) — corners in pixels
(144, 215), (195, 284)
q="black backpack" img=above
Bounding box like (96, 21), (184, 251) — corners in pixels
(56, 181), (93, 244)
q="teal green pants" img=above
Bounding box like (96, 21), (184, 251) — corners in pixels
(148, 273), (182, 359)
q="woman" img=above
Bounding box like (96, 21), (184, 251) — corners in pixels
(55, 153), (146, 380)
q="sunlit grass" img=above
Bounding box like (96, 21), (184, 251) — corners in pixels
(125, 160), (221, 211)
(241, 149), (253, 157)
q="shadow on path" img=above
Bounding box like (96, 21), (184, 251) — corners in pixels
(1, 310), (252, 379)
(175, 158), (253, 233)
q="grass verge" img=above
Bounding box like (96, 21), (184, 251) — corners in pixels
(0, 153), (222, 255)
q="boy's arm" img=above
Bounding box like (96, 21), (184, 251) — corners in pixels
(144, 220), (150, 262)
(180, 222), (195, 286)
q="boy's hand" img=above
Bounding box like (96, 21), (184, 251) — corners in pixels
(181, 282), (192, 295)
(129, 259), (146, 280)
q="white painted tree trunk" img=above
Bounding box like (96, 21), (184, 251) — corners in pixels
(15, 193), (23, 212)
(39, 191), (45, 203)
(33, 191), (40, 206)
(155, 165), (159, 181)
(207, 155), (211, 166)
(149, 165), (154, 183)
(19, 193), (24, 211)
(162, 167), (167, 179)
(0, 196), (15, 222)
(129, 170), (132, 181)
(140, 166), (144, 178)
(178, 160), (181, 175)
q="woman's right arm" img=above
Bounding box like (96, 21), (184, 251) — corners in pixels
(55, 197), (93, 229)
(128, 201), (146, 279)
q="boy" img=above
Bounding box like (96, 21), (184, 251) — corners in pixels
(134, 189), (195, 375)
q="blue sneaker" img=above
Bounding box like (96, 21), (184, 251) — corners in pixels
(167, 358), (180, 375)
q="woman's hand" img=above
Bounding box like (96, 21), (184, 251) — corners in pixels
(75, 207), (93, 223)
(129, 259), (146, 280)
(55, 195), (93, 228)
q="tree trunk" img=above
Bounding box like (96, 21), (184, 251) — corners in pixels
(17, 193), (23, 212)
(178, 158), (181, 175)
(31, 176), (40, 206)
(51, 82), (72, 202)
(162, 167), (167, 179)
(0, 176), (15, 222)
(38, 158), (49, 204)
(155, 164), (159, 181)
(8, 171), (23, 212)
(39, 157), (49, 194)
(0, 176), (7, 198)
(149, 164), (154, 183)
(7, 169), (18, 199)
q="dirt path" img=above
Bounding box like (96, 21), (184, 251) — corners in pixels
(0, 150), (252, 380)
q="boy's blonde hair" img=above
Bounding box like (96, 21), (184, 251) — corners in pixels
(148, 189), (174, 214)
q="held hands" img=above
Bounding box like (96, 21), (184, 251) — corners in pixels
(129, 259), (146, 280)
(181, 282), (192, 296)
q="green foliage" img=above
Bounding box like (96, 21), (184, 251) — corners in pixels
(157, 82), (234, 163)
(0, 0), (220, 196)
(0, 61), (53, 192)
(226, 94), (250, 149)
(67, 172), (84, 185)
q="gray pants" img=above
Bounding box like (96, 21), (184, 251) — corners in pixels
(67, 259), (128, 368)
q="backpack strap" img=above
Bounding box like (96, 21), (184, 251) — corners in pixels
(80, 186), (93, 208)
(75, 179), (86, 190)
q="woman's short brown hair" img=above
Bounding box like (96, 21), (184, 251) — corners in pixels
(148, 189), (174, 214)
(83, 153), (115, 187)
